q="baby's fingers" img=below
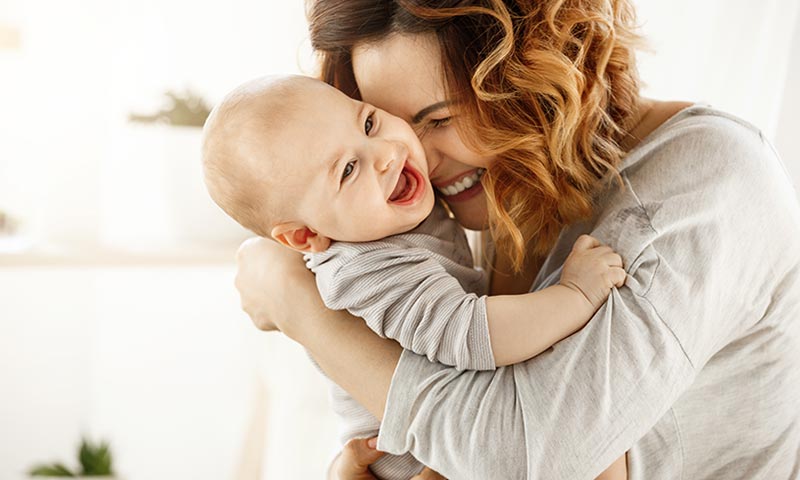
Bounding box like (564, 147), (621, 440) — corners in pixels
(604, 252), (624, 268)
(610, 267), (627, 288)
(573, 234), (602, 251)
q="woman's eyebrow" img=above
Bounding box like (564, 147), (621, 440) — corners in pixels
(412, 101), (450, 124)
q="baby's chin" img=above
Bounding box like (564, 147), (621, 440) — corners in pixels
(400, 191), (437, 232)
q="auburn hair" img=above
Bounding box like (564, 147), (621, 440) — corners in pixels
(308, 0), (642, 271)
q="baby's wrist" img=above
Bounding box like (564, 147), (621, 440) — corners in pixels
(557, 281), (596, 311)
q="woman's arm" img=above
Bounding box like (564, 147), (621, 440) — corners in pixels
(235, 237), (399, 419)
(236, 238), (639, 479)
(236, 239), (450, 479)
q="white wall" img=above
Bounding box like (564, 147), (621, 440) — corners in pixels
(775, 8), (800, 190)
(0, 0), (314, 245)
(1, 1), (343, 478)
(636, 0), (800, 140)
(636, 0), (800, 194)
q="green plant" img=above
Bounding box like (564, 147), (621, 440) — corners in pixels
(129, 89), (211, 127)
(29, 438), (114, 477)
(0, 209), (19, 235)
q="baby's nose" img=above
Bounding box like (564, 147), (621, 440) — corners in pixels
(374, 141), (401, 172)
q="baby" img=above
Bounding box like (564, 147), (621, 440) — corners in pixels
(202, 75), (627, 480)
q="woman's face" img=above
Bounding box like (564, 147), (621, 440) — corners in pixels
(352, 33), (495, 231)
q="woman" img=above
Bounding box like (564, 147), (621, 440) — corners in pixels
(236, 1), (800, 478)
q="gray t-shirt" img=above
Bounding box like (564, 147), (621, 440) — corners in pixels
(305, 202), (492, 479)
(376, 106), (800, 479)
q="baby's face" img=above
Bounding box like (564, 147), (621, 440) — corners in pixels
(266, 81), (435, 243)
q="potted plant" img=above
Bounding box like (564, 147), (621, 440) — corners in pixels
(128, 90), (211, 128)
(0, 208), (32, 253)
(29, 438), (117, 479)
(103, 89), (250, 249)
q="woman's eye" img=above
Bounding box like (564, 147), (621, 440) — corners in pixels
(364, 114), (374, 135)
(417, 117), (451, 139)
(341, 160), (356, 182)
(430, 116), (451, 128)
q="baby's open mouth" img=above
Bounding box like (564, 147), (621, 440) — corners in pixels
(389, 165), (421, 204)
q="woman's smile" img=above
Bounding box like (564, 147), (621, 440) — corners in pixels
(433, 168), (486, 202)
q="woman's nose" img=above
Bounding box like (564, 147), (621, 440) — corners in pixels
(419, 135), (441, 172)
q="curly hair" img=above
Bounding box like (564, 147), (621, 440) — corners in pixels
(308, 0), (642, 271)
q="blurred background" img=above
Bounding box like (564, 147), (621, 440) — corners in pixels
(1, 0), (799, 479)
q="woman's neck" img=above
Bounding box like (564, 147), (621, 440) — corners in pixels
(619, 97), (694, 152)
(489, 246), (544, 296)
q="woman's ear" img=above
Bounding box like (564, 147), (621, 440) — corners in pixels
(270, 223), (331, 253)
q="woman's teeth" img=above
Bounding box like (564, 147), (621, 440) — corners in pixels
(437, 169), (485, 197)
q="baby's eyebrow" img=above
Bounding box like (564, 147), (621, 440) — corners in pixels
(327, 101), (367, 186)
(412, 101), (451, 125)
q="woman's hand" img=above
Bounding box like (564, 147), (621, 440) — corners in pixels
(328, 437), (385, 480)
(412, 467), (448, 480)
(329, 437), (447, 480)
(234, 236), (317, 332)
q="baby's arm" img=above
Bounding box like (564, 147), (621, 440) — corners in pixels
(309, 235), (623, 371)
(487, 234), (626, 366)
(309, 244), (496, 371)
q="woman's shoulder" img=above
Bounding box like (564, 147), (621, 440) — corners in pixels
(588, 103), (796, 270)
(617, 104), (787, 204)
(623, 104), (776, 174)
(663, 105), (769, 150)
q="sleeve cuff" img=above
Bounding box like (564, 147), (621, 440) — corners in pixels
(376, 349), (430, 455)
(467, 295), (495, 370)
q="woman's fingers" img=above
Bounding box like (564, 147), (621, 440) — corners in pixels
(411, 467), (448, 480)
(233, 236), (318, 332)
(234, 237), (281, 330)
(337, 437), (386, 478)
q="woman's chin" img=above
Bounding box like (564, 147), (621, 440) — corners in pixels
(446, 196), (489, 230)
(455, 216), (489, 231)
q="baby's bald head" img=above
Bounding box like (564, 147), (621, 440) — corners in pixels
(201, 75), (323, 237)
(202, 73), (437, 252)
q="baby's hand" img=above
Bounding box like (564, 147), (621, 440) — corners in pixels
(559, 234), (626, 310)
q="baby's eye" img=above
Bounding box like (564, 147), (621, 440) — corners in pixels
(364, 114), (374, 135)
(341, 160), (356, 182)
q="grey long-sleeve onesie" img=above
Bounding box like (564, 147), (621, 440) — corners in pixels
(305, 202), (494, 479)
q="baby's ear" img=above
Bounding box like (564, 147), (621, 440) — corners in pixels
(271, 223), (331, 253)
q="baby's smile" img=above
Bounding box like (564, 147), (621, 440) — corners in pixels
(388, 162), (426, 205)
